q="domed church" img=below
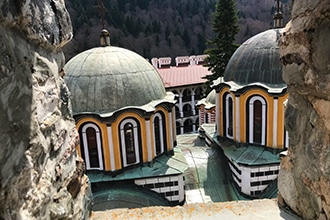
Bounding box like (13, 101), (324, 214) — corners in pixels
(201, 1), (288, 198)
(64, 30), (187, 208)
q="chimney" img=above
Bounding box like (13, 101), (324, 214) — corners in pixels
(196, 55), (208, 65)
(151, 58), (158, 69)
(175, 56), (189, 67)
(158, 57), (172, 68)
(189, 55), (197, 65)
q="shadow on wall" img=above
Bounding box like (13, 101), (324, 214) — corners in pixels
(0, 24), (33, 217)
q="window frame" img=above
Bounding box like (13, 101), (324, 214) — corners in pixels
(152, 112), (166, 156)
(248, 96), (267, 145)
(81, 123), (104, 170)
(120, 118), (141, 167)
(225, 93), (234, 139)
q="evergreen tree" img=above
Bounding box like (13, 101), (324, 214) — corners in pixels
(204, 0), (239, 93)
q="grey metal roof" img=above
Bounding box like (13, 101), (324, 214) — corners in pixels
(64, 46), (166, 114)
(88, 147), (188, 183)
(224, 29), (286, 88)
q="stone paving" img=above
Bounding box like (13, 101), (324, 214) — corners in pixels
(177, 134), (246, 204)
(91, 134), (301, 219)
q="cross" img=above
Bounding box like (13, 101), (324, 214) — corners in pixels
(97, 0), (106, 29)
(275, 0), (282, 13)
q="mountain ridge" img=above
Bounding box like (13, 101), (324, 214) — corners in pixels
(63, 0), (291, 61)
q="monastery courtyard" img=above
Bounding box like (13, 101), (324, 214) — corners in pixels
(92, 133), (301, 219)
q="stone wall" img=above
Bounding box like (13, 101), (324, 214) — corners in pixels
(0, 0), (91, 219)
(278, 0), (330, 219)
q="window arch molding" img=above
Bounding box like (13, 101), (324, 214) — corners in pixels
(152, 112), (167, 156)
(247, 96), (267, 145)
(225, 93), (234, 139)
(119, 118), (141, 167)
(81, 123), (104, 170)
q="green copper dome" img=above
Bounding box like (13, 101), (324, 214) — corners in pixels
(64, 46), (166, 114)
(224, 29), (285, 88)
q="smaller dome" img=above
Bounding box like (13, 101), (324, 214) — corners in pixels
(196, 89), (216, 110)
(224, 29), (285, 88)
(205, 89), (216, 105)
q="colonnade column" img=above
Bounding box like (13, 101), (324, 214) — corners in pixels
(178, 93), (183, 118)
(191, 90), (196, 115)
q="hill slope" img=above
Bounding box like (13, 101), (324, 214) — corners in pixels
(63, 0), (291, 61)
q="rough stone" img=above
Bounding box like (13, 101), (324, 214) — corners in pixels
(279, 0), (330, 219)
(0, 0), (91, 219)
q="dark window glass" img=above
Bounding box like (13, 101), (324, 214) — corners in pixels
(154, 117), (162, 155)
(253, 100), (262, 143)
(124, 123), (136, 164)
(86, 127), (99, 168)
(228, 97), (233, 136)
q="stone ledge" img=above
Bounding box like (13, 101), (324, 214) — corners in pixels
(91, 199), (301, 220)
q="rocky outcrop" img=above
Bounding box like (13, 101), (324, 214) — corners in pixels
(0, 0), (91, 219)
(278, 0), (330, 219)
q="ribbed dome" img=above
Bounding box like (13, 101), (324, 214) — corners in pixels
(224, 29), (285, 87)
(64, 46), (166, 114)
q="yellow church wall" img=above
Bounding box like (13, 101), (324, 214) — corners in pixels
(112, 112), (149, 166)
(76, 117), (111, 171)
(151, 107), (171, 155)
(276, 94), (289, 148)
(172, 106), (177, 146)
(239, 89), (274, 147)
(217, 87), (288, 149)
(74, 107), (176, 173)
(218, 88), (235, 137)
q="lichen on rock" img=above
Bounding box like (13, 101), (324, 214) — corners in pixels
(0, 0), (91, 219)
(278, 0), (330, 219)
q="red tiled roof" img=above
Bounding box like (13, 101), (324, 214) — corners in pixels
(157, 65), (211, 88)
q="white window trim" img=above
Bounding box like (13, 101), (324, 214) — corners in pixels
(120, 118), (140, 167)
(82, 123), (104, 170)
(235, 96), (240, 141)
(285, 130), (289, 148)
(249, 96), (267, 145)
(225, 93), (234, 139)
(152, 113), (165, 155)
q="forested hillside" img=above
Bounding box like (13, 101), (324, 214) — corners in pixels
(63, 0), (290, 61)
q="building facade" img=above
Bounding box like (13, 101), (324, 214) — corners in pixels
(64, 30), (187, 208)
(154, 55), (211, 135)
(201, 28), (288, 198)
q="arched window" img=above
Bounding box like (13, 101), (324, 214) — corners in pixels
(183, 104), (192, 117)
(248, 96), (267, 145)
(205, 111), (209, 123)
(184, 119), (193, 133)
(120, 118), (141, 167)
(182, 89), (192, 102)
(176, 122), (181, 135)
(81, 123), (104, 170)
(195, 117), (199, 129)
(225, 94), (234, 139)
(194, 87), (204, 100)
(153, 112), (167, 156)
(175, 106), (180, 119)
